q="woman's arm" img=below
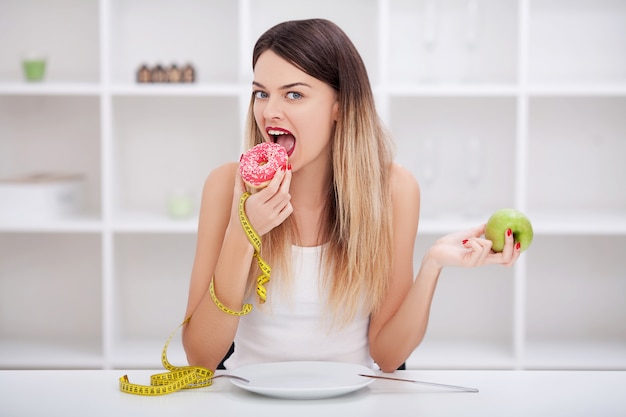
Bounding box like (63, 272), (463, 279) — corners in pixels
(182, 163), (254, 370)
(367, 164), (423, 371)
(182, 162), (293, 370)
(368, 164), (520, 372)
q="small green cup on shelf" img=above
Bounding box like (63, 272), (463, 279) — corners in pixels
(22, 56), (47, 82)
(167, 190), (194, 219)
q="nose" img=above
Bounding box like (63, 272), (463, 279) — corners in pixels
(262, 96), (283, 120)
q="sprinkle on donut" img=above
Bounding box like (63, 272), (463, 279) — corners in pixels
(239, 142), (288, 189)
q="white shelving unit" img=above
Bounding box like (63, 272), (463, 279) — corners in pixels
(1, 0), (624, 370)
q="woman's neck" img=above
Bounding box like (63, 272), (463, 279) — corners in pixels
(289, 164), (332, 247)
(289, 162), (331, 209)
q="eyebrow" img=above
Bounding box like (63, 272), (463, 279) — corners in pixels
(252, 81), (313, 90)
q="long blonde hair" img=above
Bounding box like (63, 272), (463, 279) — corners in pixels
(245, 19), (395, 325)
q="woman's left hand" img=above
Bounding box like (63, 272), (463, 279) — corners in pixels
(427, 224), (520, 269)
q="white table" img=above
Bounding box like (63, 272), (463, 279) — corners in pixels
(1, 369), (625, 417)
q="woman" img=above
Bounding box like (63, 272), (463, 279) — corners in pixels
(182, 19), (520, 373)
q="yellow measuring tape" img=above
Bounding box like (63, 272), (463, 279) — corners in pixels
(120, 192), (271, 395)
(119, 317), (215, 395)
(239, 191), (271, 304)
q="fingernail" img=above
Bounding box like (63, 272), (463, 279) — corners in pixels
(287, 164), (292, 170)
(462, 239), (469, 245)
(515, 242), (521, 250)
(507, 228), (512, 237)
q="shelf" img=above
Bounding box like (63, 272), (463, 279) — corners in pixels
(1, 0), (624, 372)
(0, 0), (100, 84)
(385, 83), (518, 97)
(529, 210), (626, 236)
(111, 95), (240, 216)
(387, 0), (518, 85)
(413, 236), (516, 368)
(407, 341), (516, 370)
(528, 0), (626, 85)
(418, 214), (494, 235)
(420, 210), (626, 236)
(0, 82), (101, 96)
(0, 233), (102, 369)
(109, 0), (240, 85)
(523, 341), (626, 370)
(527, 97), (626, 216)
(526, 236), (626, 369)
(526, 84), (626, 97)
(0, 95), (102, 218)
(112, 212), (198, 233)
(112, 233), (194, 369)
(0, 215), (102, 233)
(0, 340), (103, 369)
(109, 83), (245, 97)
(391, 96), (516, 217)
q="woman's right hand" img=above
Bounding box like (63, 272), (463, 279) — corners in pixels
(232, 166), (293, 236)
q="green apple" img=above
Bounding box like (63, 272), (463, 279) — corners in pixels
(485, 208), (533, 253)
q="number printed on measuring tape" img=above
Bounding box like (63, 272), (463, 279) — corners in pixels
(239, 192), (262, 252)
(239, 192), (271, 304)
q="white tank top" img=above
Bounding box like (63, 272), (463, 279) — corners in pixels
(224, 245), (374, 370)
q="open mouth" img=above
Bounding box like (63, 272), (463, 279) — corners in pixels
(266, 127), (295, 157)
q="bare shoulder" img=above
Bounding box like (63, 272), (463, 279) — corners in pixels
(204, 162), (238, 186)
(202, 162), (238, 197)
(198, 162), (239, 220)
(389, 163), (420, 203)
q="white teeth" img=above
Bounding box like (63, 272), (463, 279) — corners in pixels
(268, 129), (288, 136)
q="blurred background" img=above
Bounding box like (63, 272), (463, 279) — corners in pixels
(0, 0), (625, 370)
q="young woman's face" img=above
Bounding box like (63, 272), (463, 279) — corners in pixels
(252, 50), (338, 173)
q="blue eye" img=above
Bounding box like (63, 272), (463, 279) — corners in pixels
(286, 92), (302, 100)
(253, 90), (268, 99)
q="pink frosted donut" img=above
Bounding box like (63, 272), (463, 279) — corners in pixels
(239, 142), (288, 189)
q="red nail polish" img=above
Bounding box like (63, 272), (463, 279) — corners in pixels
(462, 239), (469, 245)
(515, 242), (521, 250)
(507, 229), (512, 237)
(287, 164), (292, 170)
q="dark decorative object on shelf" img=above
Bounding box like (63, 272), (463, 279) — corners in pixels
(151, 64), (167, 83)
(136, 63), (196, 83)
(137, 64), (151, 83)
(167, 64), (182, 83)
(181, 63), (195, 83)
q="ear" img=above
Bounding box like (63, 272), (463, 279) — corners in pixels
(332, 99), (339, 122)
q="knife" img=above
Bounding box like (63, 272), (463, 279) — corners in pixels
(359, 374), (479, 393)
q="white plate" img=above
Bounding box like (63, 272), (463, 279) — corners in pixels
(229, 361), (375, 400)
